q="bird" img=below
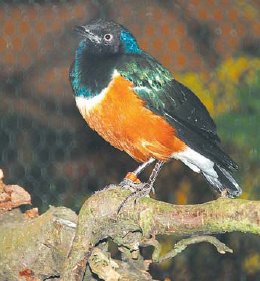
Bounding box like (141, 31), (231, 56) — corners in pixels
(69, 19), (242, 206)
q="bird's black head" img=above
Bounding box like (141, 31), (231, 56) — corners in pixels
(75, 19), (141, 56)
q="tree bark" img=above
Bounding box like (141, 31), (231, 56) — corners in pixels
(0, 185), (260, 281)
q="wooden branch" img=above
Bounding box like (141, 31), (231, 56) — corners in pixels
(158, 235), (233, 262)
(0, 207), (77, 281)
(62, 186), (260, 280)
(0, 185), (260, 281)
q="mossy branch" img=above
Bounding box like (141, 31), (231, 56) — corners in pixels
(0, 185), (260, 281)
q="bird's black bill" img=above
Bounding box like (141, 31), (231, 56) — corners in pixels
(74, 25), (86, 35)
(73, 25), (101, 43)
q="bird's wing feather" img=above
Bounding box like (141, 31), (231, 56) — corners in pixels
(117, 53), (238, 171)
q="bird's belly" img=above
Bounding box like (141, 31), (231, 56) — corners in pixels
(76, 74), (186, 162)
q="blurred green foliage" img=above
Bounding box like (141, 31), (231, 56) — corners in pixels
(217, 70), (260, 162)
(217, 70), (260, 200)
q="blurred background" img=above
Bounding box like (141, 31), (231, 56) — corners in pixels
(0, 0), (259, 280)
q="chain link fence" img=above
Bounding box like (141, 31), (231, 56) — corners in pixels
(0, 1), (259, 280)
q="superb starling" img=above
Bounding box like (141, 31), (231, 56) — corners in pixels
(69, 19), (241, 203)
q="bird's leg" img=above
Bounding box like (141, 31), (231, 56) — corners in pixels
(119, 158), (155, 190)
(145, 160), (164, 194)
(117, 160), (165, 213)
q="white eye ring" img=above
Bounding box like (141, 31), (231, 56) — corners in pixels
(104, 34), (113, 42)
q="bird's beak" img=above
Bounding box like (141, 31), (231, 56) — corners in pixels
(74, 25), (86, 35)
(74, 25), (101, 43)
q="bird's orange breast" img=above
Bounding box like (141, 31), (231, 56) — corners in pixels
(76, 73), (186, 162)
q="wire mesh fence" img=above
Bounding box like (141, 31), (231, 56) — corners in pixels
(0, 1), (259, 280)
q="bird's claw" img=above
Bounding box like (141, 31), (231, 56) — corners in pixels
(119, 178), (145, 192)
(117, 182), (153, 214)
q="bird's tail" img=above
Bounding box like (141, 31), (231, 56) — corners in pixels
(173, 147), (242, 198)
(202, 164), (242, 198)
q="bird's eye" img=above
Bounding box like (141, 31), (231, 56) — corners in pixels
(104, 34), (113, 42)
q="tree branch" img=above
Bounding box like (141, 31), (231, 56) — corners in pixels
(158, 235), (233, 263)
(62, 186), (260, 280)
(0, 185), (259, 281)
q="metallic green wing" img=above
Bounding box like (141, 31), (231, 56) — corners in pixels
(116, 53), (238, 171)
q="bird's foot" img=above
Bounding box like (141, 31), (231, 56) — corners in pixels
(119, 172), (143, 191)
(117, 182), (153, 214)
